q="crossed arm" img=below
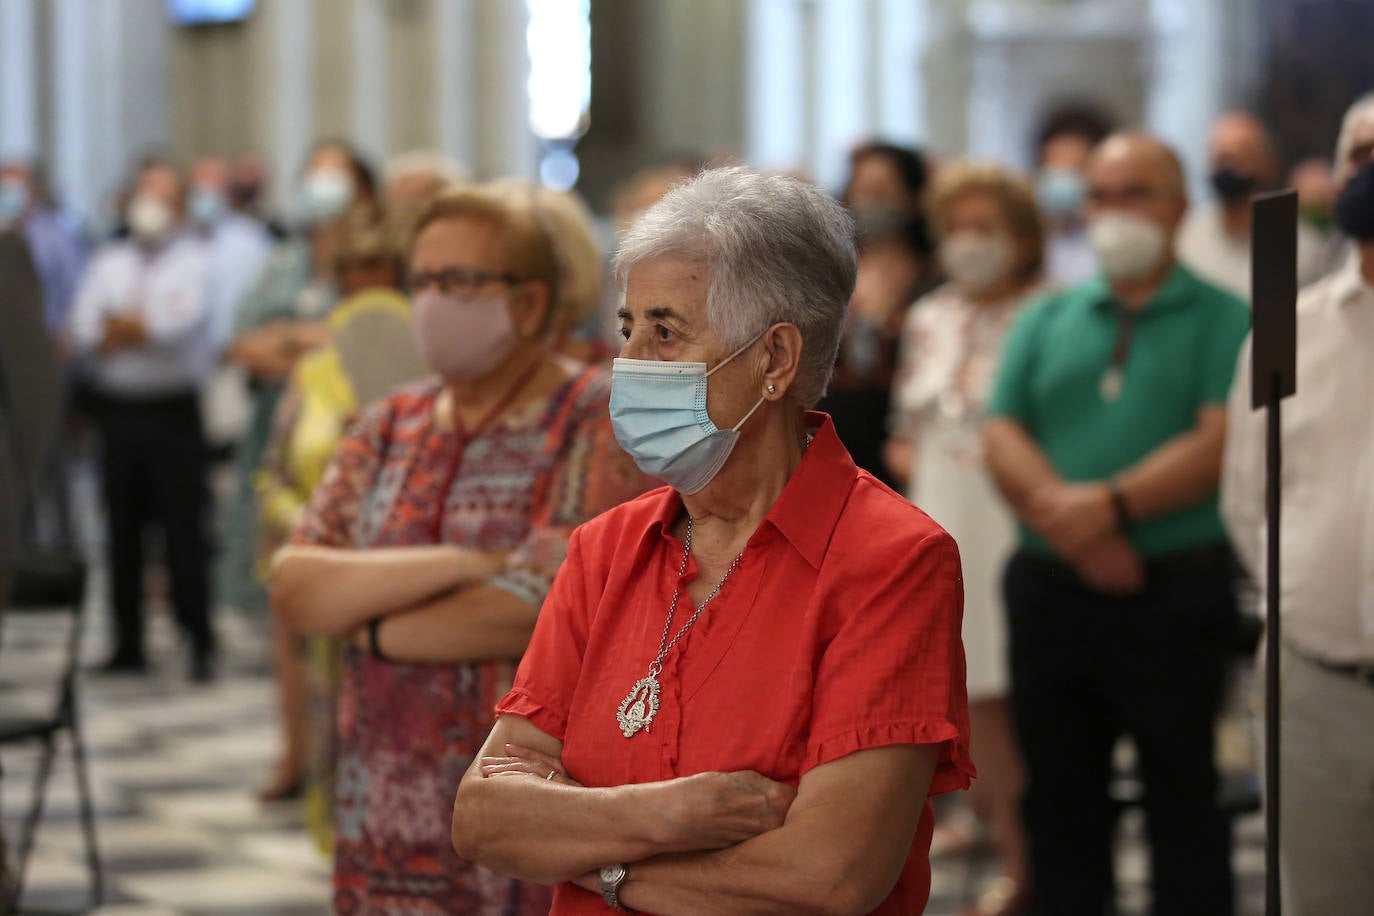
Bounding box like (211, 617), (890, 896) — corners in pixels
(451, 714), (938, 916)
(269, 544), (539, 663)
(982, 406), (1227, 590)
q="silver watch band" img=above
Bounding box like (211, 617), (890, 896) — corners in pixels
(599, 864), (632, 912)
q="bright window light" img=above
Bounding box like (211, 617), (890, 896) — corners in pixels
(526, 0), (592, 141)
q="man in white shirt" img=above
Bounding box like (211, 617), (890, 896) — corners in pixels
(69, 159), (217, 681)
(1178, 112), (1339, 301)
(1222, 91), (1374, 915)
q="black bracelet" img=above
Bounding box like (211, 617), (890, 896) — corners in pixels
(367, 617), (390, 663)
(1109, 483), (1134, 532)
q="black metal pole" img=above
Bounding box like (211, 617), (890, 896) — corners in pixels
(1265, 371), (1282, 916)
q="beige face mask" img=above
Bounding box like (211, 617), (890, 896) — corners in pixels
(128, 195), (174, 244)
(939, 231), (1015, 294)
(1088, 211), (1168, 282)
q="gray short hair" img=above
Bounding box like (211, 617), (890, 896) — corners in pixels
(1336, 92), (1374, 182)
(613, 166), (857, 407)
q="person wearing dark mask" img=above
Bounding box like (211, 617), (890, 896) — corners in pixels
(1033, 108), (1112, 288)
(1222, 90), (1374, 916)
(841, 140), (930, 216)
(219, 142), (377, 635)
(817, 209), (934, 487)
(984, 133), (1251, 915)
(268, 184), (650, 912)
(67, 159), (218, 680)
(1178, 112), (1337, 298)
(226, 150), (286, 239)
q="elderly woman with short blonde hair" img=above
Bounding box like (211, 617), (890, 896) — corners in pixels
(452, 167), (973, 915)
(270, 183), (649, 913)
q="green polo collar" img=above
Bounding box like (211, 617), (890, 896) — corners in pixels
(1087, 264), (1204, 317)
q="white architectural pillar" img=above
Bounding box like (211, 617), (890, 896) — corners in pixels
(476, 0), (534, 179)
(746, 0), (807, 174)
(436, 0), (477, 170)
(814, 0), (870, 190)
(0, 0), (39, 160)
(51, 0), (94, 219)
(272, 0), (314, 211)
(875, 0), (927, 147)
(1147, 0), (1224, 196)
(352, 0), (388, 165)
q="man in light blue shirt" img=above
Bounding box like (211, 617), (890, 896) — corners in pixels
(1, 159), (89, 335)
(68, 159), (218, 681)
(187, 156), (274, 455)
(187, 156), (273, 355)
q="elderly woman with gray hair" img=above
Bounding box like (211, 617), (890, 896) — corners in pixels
(451, 167), (974, 914)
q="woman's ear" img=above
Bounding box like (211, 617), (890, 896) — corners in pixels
(760, 323), (804, 401)
(512, 280), (554, 339)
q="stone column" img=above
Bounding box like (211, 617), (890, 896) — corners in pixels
(0, 0), (39, 160)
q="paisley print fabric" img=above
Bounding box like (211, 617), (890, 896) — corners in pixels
(293, 362), (649, 914)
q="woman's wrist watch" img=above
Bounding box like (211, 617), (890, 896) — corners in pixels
(598, 863), (633, 912)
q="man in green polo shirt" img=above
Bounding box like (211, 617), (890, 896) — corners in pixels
(983, 132), (1250, 916)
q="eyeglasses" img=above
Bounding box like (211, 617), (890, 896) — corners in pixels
(1086, 184), (1161, 207)
(407, 265), (520, 298)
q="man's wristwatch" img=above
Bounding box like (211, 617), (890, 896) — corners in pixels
(598, 863), (633, 912)
(1108, 481), (1134, 532)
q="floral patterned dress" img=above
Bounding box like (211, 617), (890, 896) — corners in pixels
(292, 360), (649, 915)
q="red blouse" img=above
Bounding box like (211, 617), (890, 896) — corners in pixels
(497, 413), (975, 914)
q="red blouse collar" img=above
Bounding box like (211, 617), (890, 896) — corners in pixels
(642, 411), (859, 569)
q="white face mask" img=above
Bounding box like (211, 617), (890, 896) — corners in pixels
(299, 168), (355, 224)
(1087, 211), (1169, 282)
(128, 194), (174, 244)
(938, 231), (1015, 295)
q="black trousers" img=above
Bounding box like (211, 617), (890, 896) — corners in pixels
(96, 391), (213, 657)
(1005, 547), (1236, 916)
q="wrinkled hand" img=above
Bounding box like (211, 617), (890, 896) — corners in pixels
(480, 743), (583, 787)
(1030, 482), (1116, 557)
(229, 328), (295, 381)
(652, 770), (797, 851)
(1071, 534), (1145, 595)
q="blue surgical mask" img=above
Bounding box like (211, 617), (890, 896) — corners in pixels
(188, 188), (225, 227)
(1037, 168), (1087, 219)
(0, 179), (29, 224)
(610, 334), (767, 495)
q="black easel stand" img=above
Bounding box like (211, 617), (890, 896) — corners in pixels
(1251, 190), (1299, 916)
(1263, 371), (1282, 915)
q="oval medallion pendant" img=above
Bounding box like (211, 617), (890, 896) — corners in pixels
(617, 675), (661, 738)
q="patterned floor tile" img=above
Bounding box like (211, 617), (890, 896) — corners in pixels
(2, 579), (1267, 915)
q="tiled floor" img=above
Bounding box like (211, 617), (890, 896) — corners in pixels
(3, 582), (1266, 915)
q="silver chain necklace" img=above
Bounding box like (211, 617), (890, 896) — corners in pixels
(616, 515), (744, 738)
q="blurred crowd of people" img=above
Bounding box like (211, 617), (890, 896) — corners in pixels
(1, 85), (1372, 915)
